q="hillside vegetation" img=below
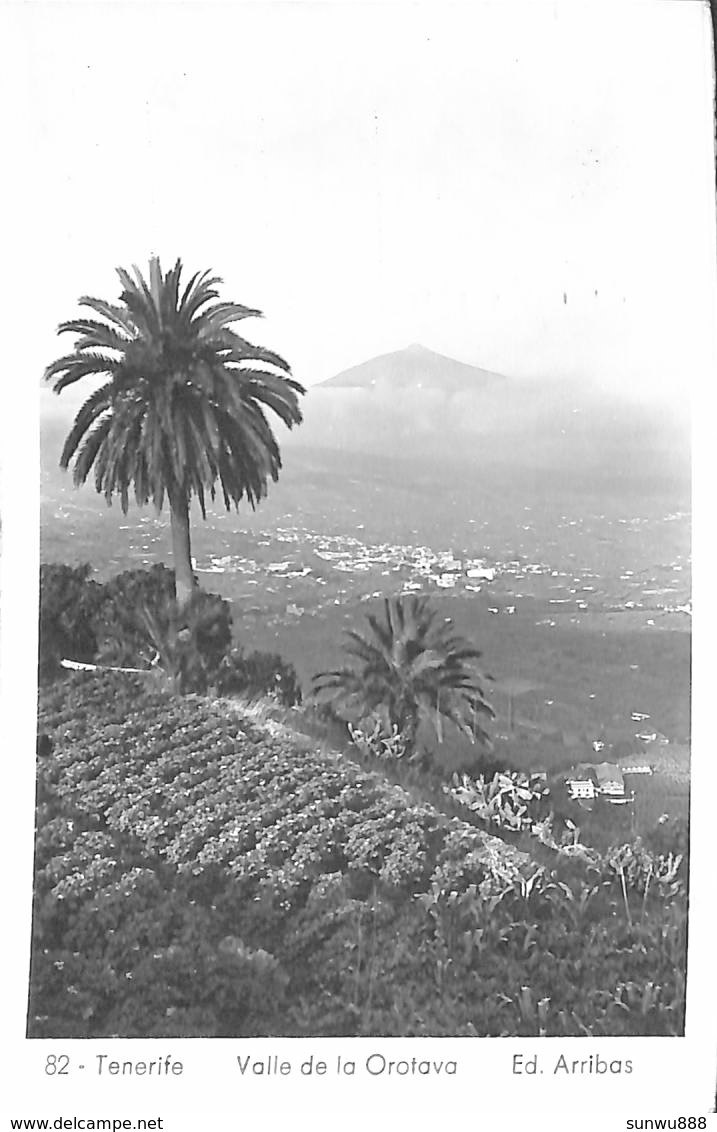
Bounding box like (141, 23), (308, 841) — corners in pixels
(31, 671), (687, 1038)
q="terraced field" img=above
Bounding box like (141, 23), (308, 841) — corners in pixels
(30, 671), (688, 1038)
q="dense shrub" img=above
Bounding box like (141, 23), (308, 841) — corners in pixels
(140, 591), (234, 694)
(444, 770), (551, 832)
(38, 564), (102, 681)
(30, 837), (288, 1037)
(30, 672), (688, 1038)
(348, 719), (409, 762)
(38, 563), (236, 693)
(94, 566), (232, 689)
(92, 564), (175, 666)
(215, 647), (302, 706)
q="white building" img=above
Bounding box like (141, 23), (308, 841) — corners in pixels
(435, 573), (457, 588)
(438, 556), (463, 572)
(566, 776), (597, 800)
(593, 762), (625, 796)
(467, 566), (495, 581)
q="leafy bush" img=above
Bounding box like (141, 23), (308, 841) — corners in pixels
(38, 564), (102, 681)
(215, 647), (301, 706)
(412, 862), (686, 1036)
(38, 563), (235, 693)
(348, 719), (409, 762)
(94, 566), (232, 690)
(93, 565), (175, 666)
(31, 671), (688, 1038)
(30, 843), (289, 1037)
(140, 591), (233, 694)
(444, 770), (550, 832)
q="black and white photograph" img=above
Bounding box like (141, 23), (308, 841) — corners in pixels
(2, 0), (716, 1126)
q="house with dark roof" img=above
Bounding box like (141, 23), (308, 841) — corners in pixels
(593, 762), (625, 797)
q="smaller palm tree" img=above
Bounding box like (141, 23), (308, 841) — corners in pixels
(312, 595), (494, 755)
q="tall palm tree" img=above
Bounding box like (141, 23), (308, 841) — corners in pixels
(312, 595), (494, 753)
(44, 257), (304, 608)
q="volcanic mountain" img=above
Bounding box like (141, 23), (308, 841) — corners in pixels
(40, 341), (690, 519)
(317, 343), (506, 394)
(287, 342), (690, 495)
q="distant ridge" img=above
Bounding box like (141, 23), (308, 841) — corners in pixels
(318, 343), (507, 393)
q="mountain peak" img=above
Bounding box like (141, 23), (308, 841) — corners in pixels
(318, 345), (506, 393)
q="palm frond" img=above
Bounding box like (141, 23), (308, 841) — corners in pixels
(56, 318), (134, 351)
(76, 296), (139, 337)
(60, 381), (115, 467)
(177, 270), (223, 326)
(72, 417), (113, 486)
(212, 329), (291, 372)
(44, 352), (119, 392)
(200, 302), (264, 332)
(116, 265), (161, 341)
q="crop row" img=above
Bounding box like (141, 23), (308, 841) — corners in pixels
(32, 673), (688, 1038)
(38, 676), (528, 900)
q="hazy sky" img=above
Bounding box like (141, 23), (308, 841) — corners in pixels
(4, 1), (716, 416)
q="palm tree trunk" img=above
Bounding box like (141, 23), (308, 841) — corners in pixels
(169, 490), (196, 610)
